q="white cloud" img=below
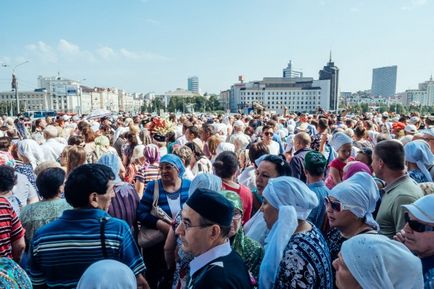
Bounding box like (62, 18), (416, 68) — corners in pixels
(401, 0), (429, 10)
(120, 48), (170, 61)
(25, 41), (58, 63)
(58, 39), (80, 54)
(97, 46), (116, 60)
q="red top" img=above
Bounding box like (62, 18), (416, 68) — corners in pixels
(222, 182), (253, 224)
(0, 197), (25, 258)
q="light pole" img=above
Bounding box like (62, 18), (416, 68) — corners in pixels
(12, 60), (30, 115)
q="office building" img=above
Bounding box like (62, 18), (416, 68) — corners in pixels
(371, 65), (398, 97)
(319, 54), (339, 111)
(188, 76), (199, 94)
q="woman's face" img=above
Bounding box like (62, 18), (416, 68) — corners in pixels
(228, 209), (243, 238)
(333, 253), (362, 289)
(338, 143), (352, 161)
(159, 163), (179, 183)
(326, 196), (359, 230)
(260, 197), (279, 229)
(255, 161), (279, 195)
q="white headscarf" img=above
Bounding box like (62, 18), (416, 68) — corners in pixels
(216, 142), (235, 155)
(341, 234), (423, 289)
(188, 173), (222, 196)
(404, 139), (434, 182)
(77, 259), (137, 289)
(17, 139), (45, 169)
(330, 172), (380, 230)
(259, 176), (319, 289)
(331, 132), (352, 152)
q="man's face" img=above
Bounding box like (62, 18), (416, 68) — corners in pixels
(95, 181), (115, 211)
(371, 152), (383, 179)
(185, 128), (194, 141)
(175, 205), (214, 257)
(263, 128), (273, 142)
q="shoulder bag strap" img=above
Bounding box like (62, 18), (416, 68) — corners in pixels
(152, 180), (160, 208)
(100, 217), (110, 258)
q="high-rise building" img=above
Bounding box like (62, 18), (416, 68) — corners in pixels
(319, 53), (339, 111)
(188, 76), (199, 94)
(371, 65), (397, 98)
(283, 61), (303, 78)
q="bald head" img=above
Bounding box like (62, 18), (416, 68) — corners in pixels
(294, 132), (311, 150)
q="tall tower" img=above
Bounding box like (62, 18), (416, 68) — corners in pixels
(283, 60), (303, 78)
(188, 76), (199, 94)
(319, 52), (339, 111)
(371, 66), (398, 97)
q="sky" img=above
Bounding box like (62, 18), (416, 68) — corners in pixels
(1, 0), (433, 95)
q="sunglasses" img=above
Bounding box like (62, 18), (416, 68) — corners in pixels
(324, 197), (360, 212)
(404, 212), (434, 233)
(263, 132), (273, 136)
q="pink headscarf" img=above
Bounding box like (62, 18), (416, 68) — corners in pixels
(343, 161), (372, 180)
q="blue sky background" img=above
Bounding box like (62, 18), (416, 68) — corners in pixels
(1, 0), (433, 95)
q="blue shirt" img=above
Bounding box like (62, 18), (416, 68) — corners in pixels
(307, 181), (330, 230)
(28, 209), (145, 288)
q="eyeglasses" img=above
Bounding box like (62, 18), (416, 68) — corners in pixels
(263, 132), (273, 136)
(179, 219), (214, 231)
(324, 197), (361, 212)
(404, 212), (434, 233)
(233, 211), (242, 220)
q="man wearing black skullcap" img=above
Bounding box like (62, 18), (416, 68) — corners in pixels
(176, 188), (252, 289)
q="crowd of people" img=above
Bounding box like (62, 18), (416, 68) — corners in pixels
(0, 109), (433, 289)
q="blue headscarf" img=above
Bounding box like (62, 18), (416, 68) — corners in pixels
(97, 153), (121, 183)
(160, 154), (185, 177)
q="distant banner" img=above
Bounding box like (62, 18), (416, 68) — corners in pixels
(66, 86), (78, 95)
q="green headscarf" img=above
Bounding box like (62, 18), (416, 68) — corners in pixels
(220, 190), (243, 213)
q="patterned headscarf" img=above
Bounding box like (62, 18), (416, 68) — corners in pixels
(144, 144), (160, 165)
(97, 153), (121, 183)
(94, 135), (111, 160)
(404, 140), (434, 182)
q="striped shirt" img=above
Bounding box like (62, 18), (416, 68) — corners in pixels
(137, 179), (191, 228)
(0, 197), (25, 258)
(28, 209), (145, 288)
(108, 182), (140, 233)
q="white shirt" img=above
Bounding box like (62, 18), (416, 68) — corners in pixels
(13, 172), (38, 207)
(189, 241), (232, 277)
(40, 138), (66, 162)
(267, 140), (280, 155)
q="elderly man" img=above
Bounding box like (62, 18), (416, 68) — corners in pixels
(28, 164), (149, 289)
(289, 132), (312, 183)
(40, 125), (66, 162)
(176, 188), (252, 289)
(373, 140), (424, 238)
(394, 194), (434, 287)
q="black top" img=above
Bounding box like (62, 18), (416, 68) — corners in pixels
(188, 250), (253, 289)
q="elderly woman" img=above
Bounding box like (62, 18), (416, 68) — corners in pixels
(20, 168), (71, 249)
(136, 154), (191, 289)
(333, 234), (423, 289)
(244, 154), (291, 245)
(134, 144), (161, 198)
(98, 153), (140, 235)
(325, 172), (380, 263)
(16, 139), (44, 190)
(404, 139), (434, 183)
(222, 190), (263, 281)
(259, 176), (333, 289)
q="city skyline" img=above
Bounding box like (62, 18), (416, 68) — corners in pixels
(1, 0), (433, 95)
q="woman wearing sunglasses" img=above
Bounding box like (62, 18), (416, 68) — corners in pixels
(394, 194), (434, 288)
(325, 172), (380, 263)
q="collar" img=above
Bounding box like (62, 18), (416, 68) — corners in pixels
(60, 208), (109, 220)
(189, 241), (232, 277)
(294, 147), (311, 155)
(308, 180), (326, 188)
(383, 174), (409, 194)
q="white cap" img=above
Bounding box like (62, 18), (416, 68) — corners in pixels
(404, 124), (418, 134)
(63, 115), (71, 121)
(402, 194), (434, 224)
(382, 112), (389, 117)
(410, 116), (421, 124)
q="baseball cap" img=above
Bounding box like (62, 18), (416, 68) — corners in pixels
(404, 124), (418, 134)
(402, 194), (434, 224)
(409, 116), (421, 125)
